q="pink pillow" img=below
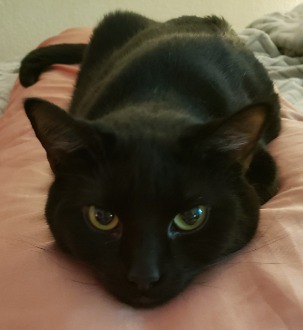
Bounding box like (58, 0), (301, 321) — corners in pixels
(1, 28), (303, 328)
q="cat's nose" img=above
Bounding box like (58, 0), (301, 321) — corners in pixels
(128, 269), (160, 292)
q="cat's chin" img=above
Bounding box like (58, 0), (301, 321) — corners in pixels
(99, 283), (177, 308)
(127, 295), (166, 309)
(118, 293), (174, 309)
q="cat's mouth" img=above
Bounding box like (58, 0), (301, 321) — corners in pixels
(93, 267), (196, 308)
(115, 283), (184, 308)
(101, 277), (178, 308)
(105, 280), (182, 308)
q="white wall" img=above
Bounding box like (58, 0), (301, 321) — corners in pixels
(0, 0), (302, 61)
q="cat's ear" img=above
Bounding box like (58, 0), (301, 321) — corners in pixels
(24, 98), (86, 171)
(182, 104), (268, 169)
(209, 104), (268, 168)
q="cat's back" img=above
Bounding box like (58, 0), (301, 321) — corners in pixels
(77, 13), (240, 86)
(71, 12), (276, 124)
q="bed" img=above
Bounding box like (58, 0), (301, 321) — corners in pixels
(1, 4), (303, 329)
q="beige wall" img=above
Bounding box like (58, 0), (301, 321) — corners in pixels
(0, 0), (301, 61)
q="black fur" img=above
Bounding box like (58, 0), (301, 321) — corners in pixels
(20, 11), (280, 308)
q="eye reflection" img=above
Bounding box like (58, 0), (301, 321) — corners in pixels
(86, 206), (119, 230)
(173, 205), (207, 231)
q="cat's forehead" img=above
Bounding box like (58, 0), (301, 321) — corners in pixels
(105, 139), (213, 203)
(95, 101), (201, 136)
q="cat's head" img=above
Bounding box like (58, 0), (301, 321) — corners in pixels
(24, 98), (267, 307)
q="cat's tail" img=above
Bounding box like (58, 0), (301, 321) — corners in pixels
(19, 44), (86, 87)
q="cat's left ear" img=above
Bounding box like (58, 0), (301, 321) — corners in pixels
(209, 104), (268, 168)
(24, 98), (86, 171)
(182, 104), (269, 169)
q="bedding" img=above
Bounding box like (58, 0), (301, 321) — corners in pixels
(1, 4), (303, 329)
(0, 60), (19, 114)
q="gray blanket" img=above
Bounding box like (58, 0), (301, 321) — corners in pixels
(240, 2), (303, 114)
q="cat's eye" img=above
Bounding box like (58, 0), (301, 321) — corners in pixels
(86, 206), (119, 230)
(173, 205), (207, 231)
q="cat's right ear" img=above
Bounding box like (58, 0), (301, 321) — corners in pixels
(24, 98), (86, 172)
(207, 104), (268, 169)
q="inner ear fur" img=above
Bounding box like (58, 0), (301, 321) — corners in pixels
(24, 98), (118, 172)
(211, 104), (268, 166)
(180, 104), (268, 168)
(24, 98), (87, 170)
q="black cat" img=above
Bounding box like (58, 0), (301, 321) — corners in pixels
(19, 11), (280, 308)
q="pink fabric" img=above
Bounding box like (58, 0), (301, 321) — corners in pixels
(1, 28), (303, 329)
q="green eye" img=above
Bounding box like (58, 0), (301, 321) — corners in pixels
(87, 206), (119, 230)
(173, 205), (207, 231)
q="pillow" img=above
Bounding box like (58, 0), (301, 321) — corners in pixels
(1, 28), (303, 328)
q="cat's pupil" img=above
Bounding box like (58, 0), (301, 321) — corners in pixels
(181, 207), (203, 225)
(95, 209), (113, 225)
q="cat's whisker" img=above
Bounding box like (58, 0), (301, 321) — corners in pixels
(242, 234), (289, 254)
(0, 235), (51, 248)
(190, 281), (221, 290)
(223, 260), (297, 266)
(70, 279), (99, 286)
